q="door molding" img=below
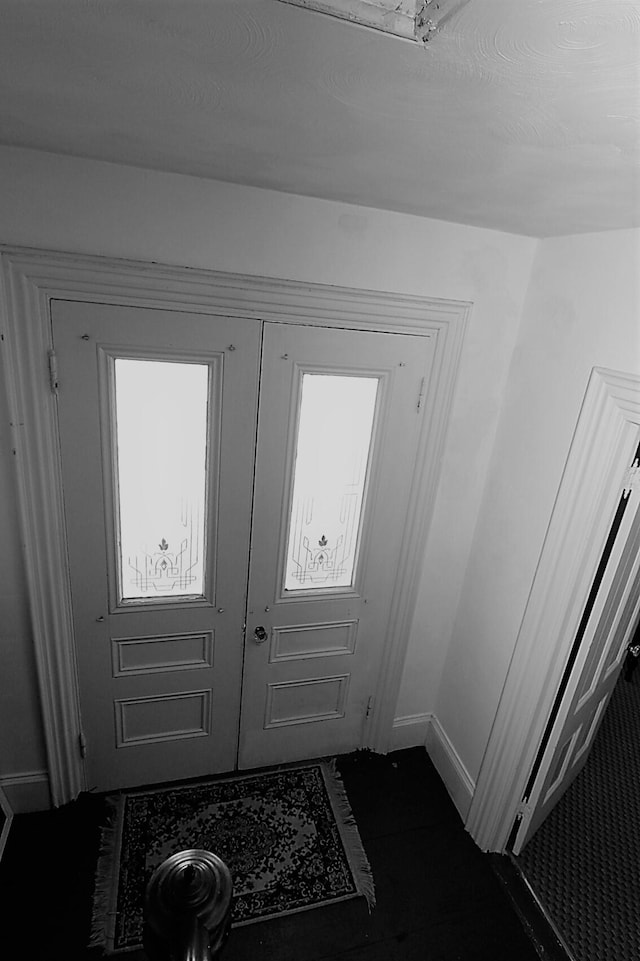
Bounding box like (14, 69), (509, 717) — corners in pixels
(466, 367), (640, 852)
(0, 245), (468, 805)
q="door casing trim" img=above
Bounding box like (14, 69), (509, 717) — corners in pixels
(466, 366), (640, 851)
(0, 245), (468, 806)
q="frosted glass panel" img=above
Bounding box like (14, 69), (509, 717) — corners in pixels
(284, 374), (378, 591)
(114, 359), (209, 599)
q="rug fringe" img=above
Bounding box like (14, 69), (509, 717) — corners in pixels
(91, 761), (375, 952)
(323, 758), (376, 911)
(89, 794), (124, 950)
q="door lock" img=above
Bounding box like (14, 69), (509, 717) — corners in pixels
(253, 625), (268, 644)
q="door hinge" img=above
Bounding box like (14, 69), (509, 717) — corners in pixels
(365, 695), (374, 719)
(79, 731), (87, 759)
(623, 458), (640, 498)
(416, 377), (425, 412)
(48, 350), (59, 394)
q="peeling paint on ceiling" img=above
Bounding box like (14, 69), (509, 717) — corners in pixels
(0, 0), (638, 236)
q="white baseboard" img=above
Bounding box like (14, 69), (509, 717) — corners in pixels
(0, 720), (474, 819)
(424, 715), (476, 822)
(389, 712), (433, 751)
(0, 770), (50, 813)
(390, 711), (476, 823)
(0, 787), (12, 861)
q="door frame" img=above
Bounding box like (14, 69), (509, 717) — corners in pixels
(511, 511), (640, 855)
(466, 366), (640, 852)
(0, 245), (469, 806)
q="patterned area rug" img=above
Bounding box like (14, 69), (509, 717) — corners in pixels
(518, 669), (640, 961)
(90, 759), (375, 954)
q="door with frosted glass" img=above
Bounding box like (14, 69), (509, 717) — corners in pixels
(52, 300), (261, 791)
(239, 322), (435, 768)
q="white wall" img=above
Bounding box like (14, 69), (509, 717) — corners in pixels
(0, 146), (537, 803)
(437, 227), (640, 786)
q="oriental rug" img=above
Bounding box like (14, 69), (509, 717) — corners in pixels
(90, 759), (375, 954)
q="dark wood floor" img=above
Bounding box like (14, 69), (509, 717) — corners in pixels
(0, 748), (544, 960)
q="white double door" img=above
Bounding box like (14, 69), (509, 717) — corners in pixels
(53, 300), (433, 791)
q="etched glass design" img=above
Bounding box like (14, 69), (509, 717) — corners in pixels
(284, 374), (379, 591)
(114, 359), (209, 600)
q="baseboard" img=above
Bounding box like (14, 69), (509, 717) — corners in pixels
(0, 770), (50, 813)
(490, 854), (574, 961)
(425, 715), (475, 822)
(0, 787), (12, 861)
(390, 712), (433, 751)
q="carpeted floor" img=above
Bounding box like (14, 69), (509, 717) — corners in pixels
(0, 748), (543, 960)
(517, 667), (640, 961)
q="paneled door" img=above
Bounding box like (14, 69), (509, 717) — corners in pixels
(52, 300), (261, 791)
(54, 303), (434, 790)
(239, 322), (434, 768)
(512, 480), (640, 853)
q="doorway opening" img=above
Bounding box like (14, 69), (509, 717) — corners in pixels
(465, 367), (640, 858)
(514, 634), (640, 961)
(506, 442), (640, 960)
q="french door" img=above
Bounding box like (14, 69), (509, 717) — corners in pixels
(52, 300), (433, 791)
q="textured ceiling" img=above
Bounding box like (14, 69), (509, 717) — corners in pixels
(1, 0), (639, 236)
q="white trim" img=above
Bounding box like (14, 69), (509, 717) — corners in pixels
(389, 712), (432, 751)
(425, 715), (476, 821)
(389, 712), (477, 821)
(466, 367), (640, 852)
(0, 786), (12, 860)
(0, 771), (50, 814)
(0, 245), (468, 806)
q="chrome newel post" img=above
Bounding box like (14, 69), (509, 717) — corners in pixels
(143, 849), (233, 961)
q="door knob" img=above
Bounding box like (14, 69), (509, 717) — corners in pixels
(253, 625), (268, 644)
